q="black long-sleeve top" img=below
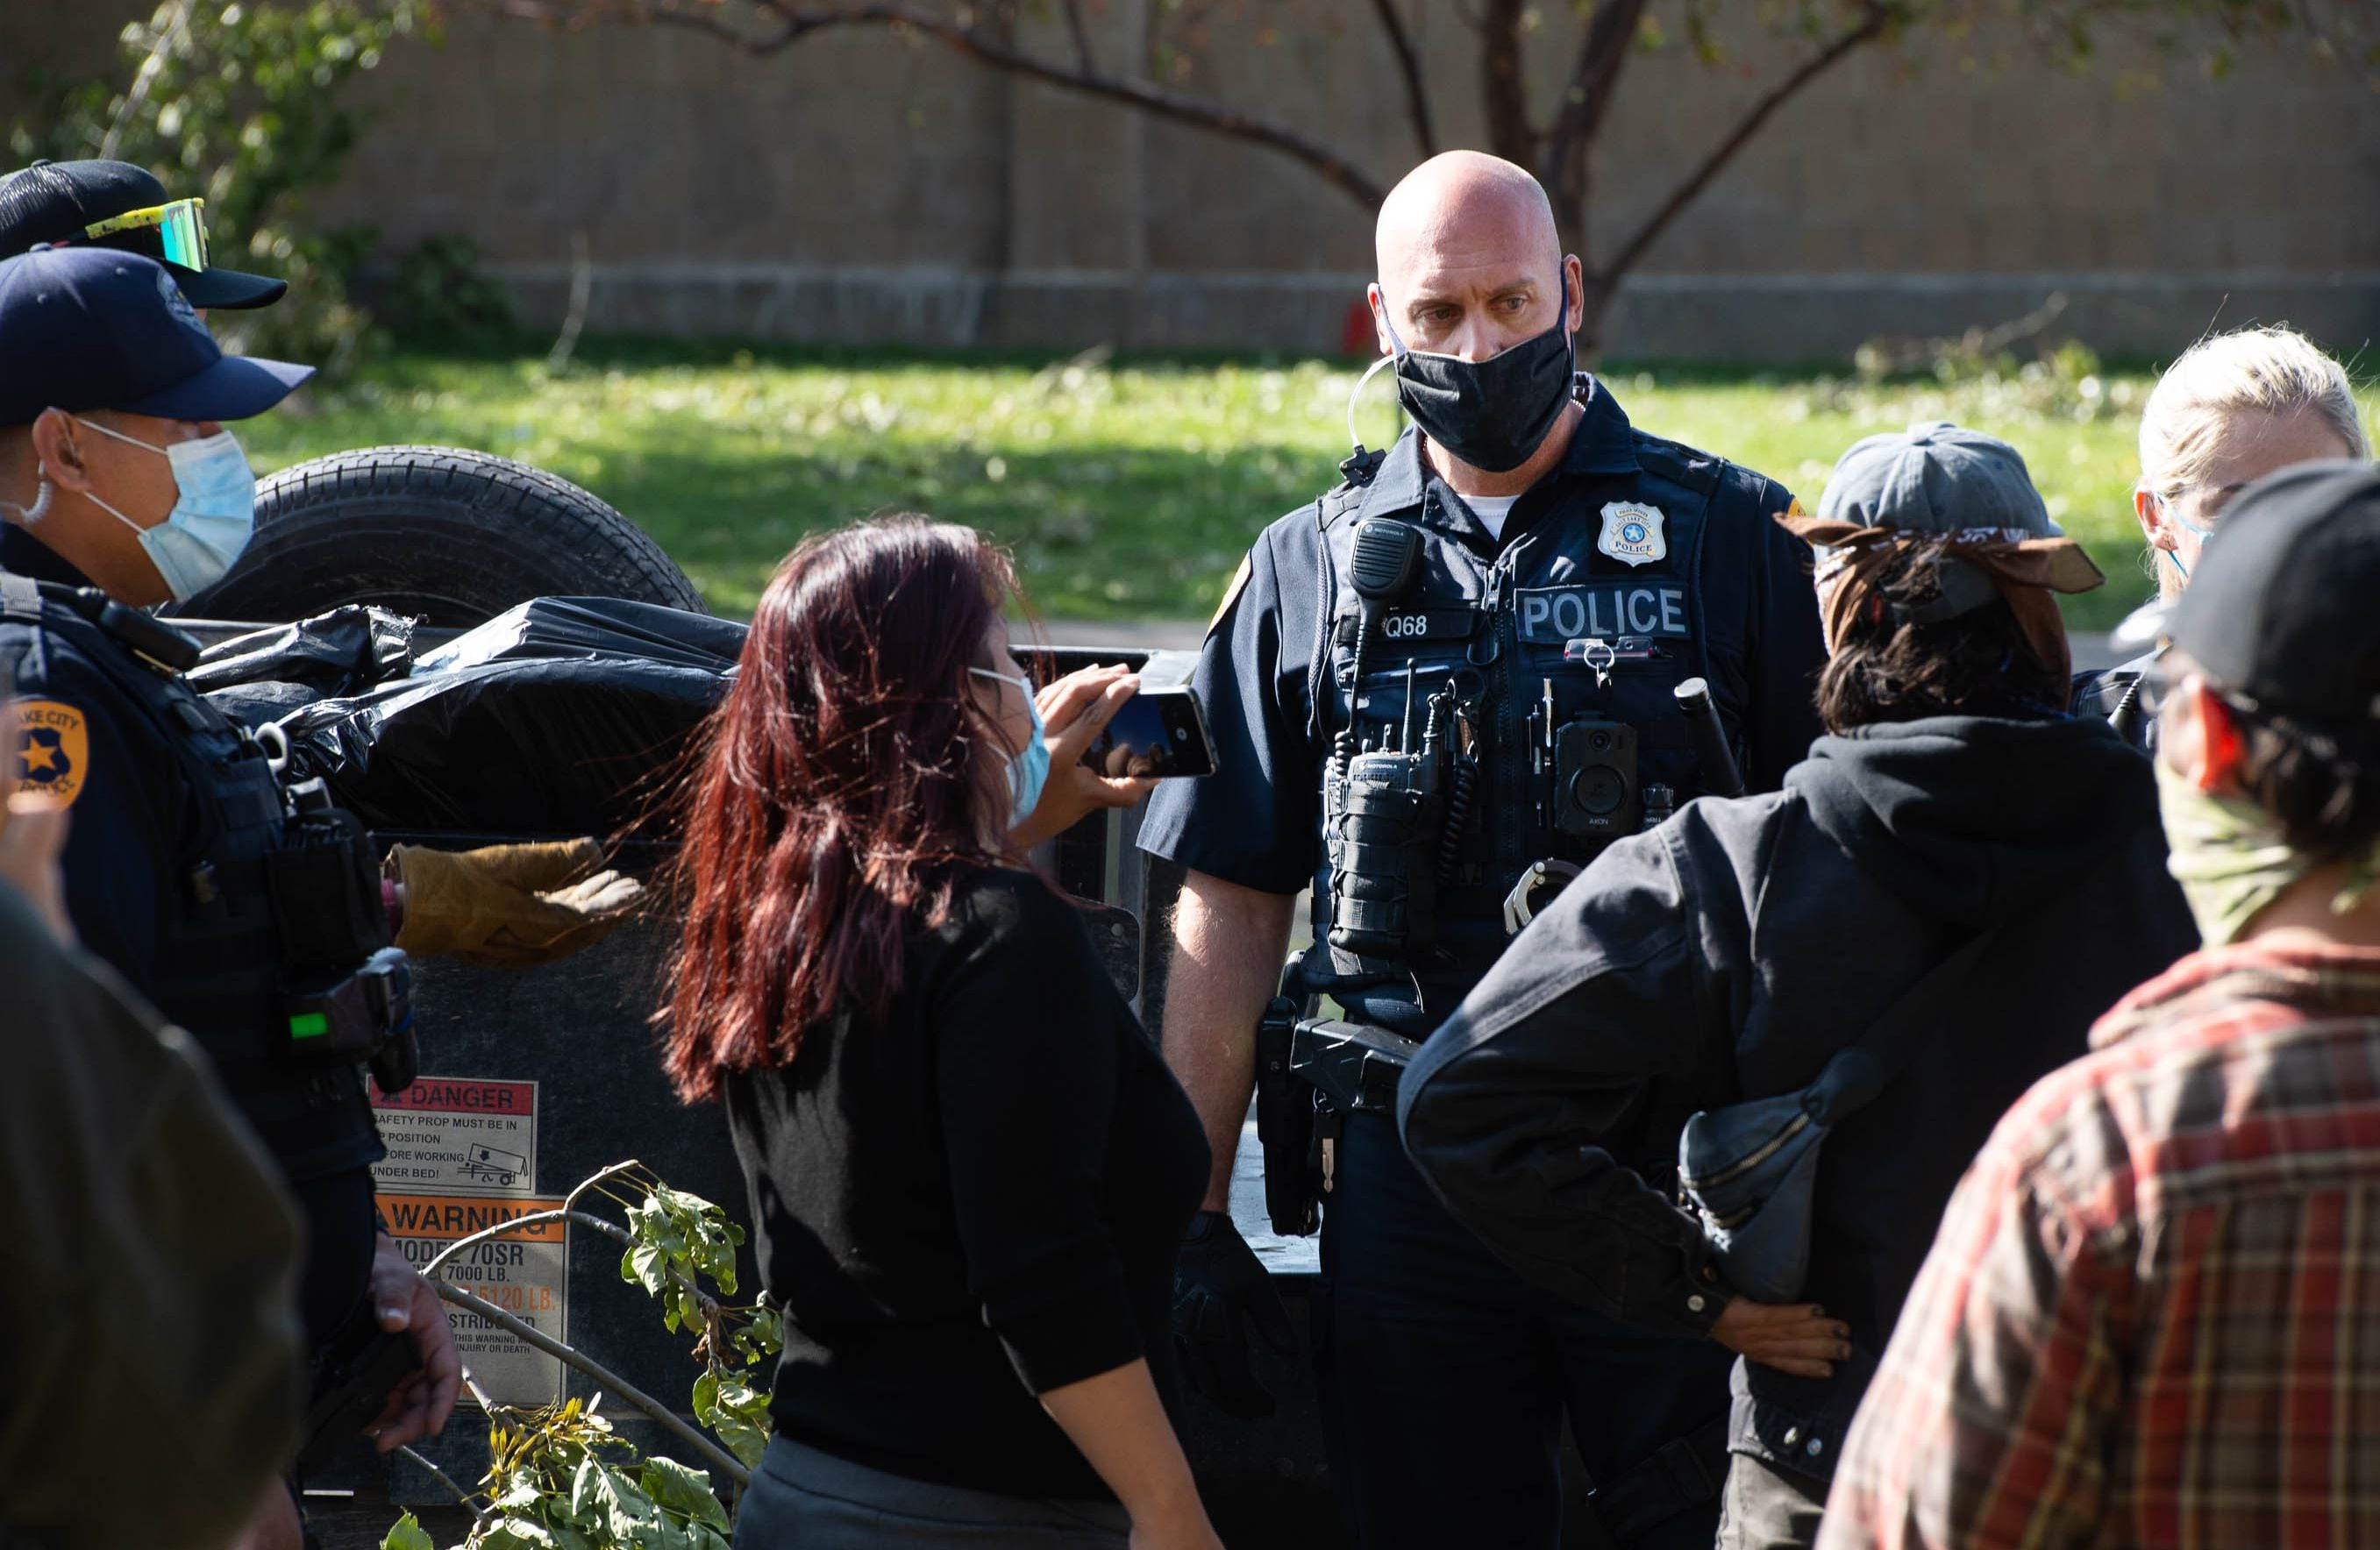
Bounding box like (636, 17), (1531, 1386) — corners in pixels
(723, 865), (1209, 1500)
(1398, 715), (2198, 1476)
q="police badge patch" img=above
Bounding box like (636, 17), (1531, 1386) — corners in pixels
(9, 699), (88, 810)
(1598, 502), (1667, 568)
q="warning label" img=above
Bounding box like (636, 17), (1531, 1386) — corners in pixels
(378, 1192), (568, 1407)
(372, 1078), (538, 1196)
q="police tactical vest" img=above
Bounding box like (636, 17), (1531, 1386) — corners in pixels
(1302, 436), (1744, 1035)
(0, 576), (383, 1181)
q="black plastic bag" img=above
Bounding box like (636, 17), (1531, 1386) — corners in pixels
(278, 598), (743, 836)
(192, 605), (418, 729)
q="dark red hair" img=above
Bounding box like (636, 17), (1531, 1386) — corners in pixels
(659, 516), (1020, 1102)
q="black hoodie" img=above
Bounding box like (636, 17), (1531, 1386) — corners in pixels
(1397, 714), (2196, 1480)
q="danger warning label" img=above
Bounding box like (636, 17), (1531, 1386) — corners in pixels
(378, 1191), (568, 1407)
(372, 1077), (538, 1196)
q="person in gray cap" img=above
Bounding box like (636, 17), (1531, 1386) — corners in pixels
(1821, 461), (2380, 1548)
(1396, 422), (2198, 1550)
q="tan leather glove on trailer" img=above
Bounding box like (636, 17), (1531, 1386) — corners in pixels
(389, 838), (645, 967)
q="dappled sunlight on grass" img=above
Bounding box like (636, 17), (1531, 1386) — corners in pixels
(242, 341), (2377, 630)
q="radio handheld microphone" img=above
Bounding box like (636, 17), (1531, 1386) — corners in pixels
(1337, 519), (1422, 769)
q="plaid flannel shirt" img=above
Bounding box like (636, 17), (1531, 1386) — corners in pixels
(1819, 941), (2380, 1550)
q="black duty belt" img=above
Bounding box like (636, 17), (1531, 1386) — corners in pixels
(1289, 1018), (1422, 1114)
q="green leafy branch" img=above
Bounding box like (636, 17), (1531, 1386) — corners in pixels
(617, 1181), (782, 1472)
(383, 1395), (730, 1550)
(384, 1162), (778, 1549)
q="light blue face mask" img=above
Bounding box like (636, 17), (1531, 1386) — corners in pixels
(74, 416), (257, 601)
(969, 667), (1049, 829)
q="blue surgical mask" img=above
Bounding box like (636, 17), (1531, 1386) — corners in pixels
(969, 667), (1049, 829)
(74, 416), (257, 601)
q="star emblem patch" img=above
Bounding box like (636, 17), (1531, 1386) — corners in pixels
(1598, 502), (1668, 568)
(9, 699), (87, 809)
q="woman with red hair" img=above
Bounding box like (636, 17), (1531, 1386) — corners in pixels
(663, 517), (1222, 1549)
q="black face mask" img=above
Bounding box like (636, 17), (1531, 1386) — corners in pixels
(1387, 306), (1576, 473)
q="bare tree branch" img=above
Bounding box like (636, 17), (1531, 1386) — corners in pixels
(502, 0), (1389, 209)
(1599, 3), (1892, 287)
(1061, 0), (1094, 72)
(1478, 0), (1535, 164)
(102, 0), (194, 159)
(397, 1445), (488, 1529)
(1540, 0), (1649, 217)
(1366, 0), (1437, 158)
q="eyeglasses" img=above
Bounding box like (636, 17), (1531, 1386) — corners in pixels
(2154, 481), (2250, 535)
(79, 197), (211, 272)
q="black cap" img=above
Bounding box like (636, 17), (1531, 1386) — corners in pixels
(0, 159), (287, 309)
(0, 246), (311, 426)
(2169, 460), (2380, 731)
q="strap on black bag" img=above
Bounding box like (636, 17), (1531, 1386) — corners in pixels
(1806, 921), (2009, 1125)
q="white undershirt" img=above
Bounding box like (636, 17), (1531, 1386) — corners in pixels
(1462, 493), (1521, 540)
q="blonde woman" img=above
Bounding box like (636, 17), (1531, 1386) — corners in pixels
(2076, 325), (2369, 746)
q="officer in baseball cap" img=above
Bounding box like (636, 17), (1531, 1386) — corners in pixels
(0, 243), (309, 599)
(0, 157), (288, 309)
(0, 243), (461, 1546)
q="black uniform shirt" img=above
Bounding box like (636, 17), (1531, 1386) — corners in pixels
(4, 558), (196, 999)
(3, 550), (386, 1183)
(1140, 379), (1826, 1022)
(1, 522), (87, 587)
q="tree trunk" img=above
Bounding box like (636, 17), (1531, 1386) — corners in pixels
(1574, 268), (1621, 366)
(1540, 153), (1598, 361)
(1479, 0), (1536, 167)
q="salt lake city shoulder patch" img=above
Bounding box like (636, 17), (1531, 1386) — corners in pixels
(10, 699), (88, 809)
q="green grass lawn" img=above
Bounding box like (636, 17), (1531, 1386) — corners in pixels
(241, 338), (2380, 633)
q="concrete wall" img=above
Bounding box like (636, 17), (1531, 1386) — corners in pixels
(6, 2), (2373, 359)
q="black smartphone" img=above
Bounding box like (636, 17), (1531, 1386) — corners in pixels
(1083, 685), (1216, 778)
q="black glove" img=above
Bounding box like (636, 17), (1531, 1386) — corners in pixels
(1172, 1209), (1296, 1418)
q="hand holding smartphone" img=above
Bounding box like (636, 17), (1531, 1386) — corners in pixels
(1080, 683), (1217, 779)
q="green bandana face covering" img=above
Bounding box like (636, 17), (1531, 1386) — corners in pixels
(2156, 756), (2380, 944)
(2155, 757), (2314, 944)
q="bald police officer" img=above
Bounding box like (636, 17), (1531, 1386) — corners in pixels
(1142, 153), (1827, 1548)
(0, 245), (458, 1548)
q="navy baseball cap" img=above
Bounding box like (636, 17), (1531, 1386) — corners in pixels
(1819, 421), (2061, 537)
(0, 246), (312, 427)
(0, 160), (288, 309)
(2170, 460), (2380, 731)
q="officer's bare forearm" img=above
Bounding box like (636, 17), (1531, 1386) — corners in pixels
(1161, 870), (1297, 1210)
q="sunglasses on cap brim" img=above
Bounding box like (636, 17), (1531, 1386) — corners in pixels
(78, 196), (210, 273)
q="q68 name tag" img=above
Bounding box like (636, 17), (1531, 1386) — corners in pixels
(1516, 584), (1690, 644)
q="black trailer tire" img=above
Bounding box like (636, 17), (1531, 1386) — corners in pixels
(175, 445), (705, 627)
